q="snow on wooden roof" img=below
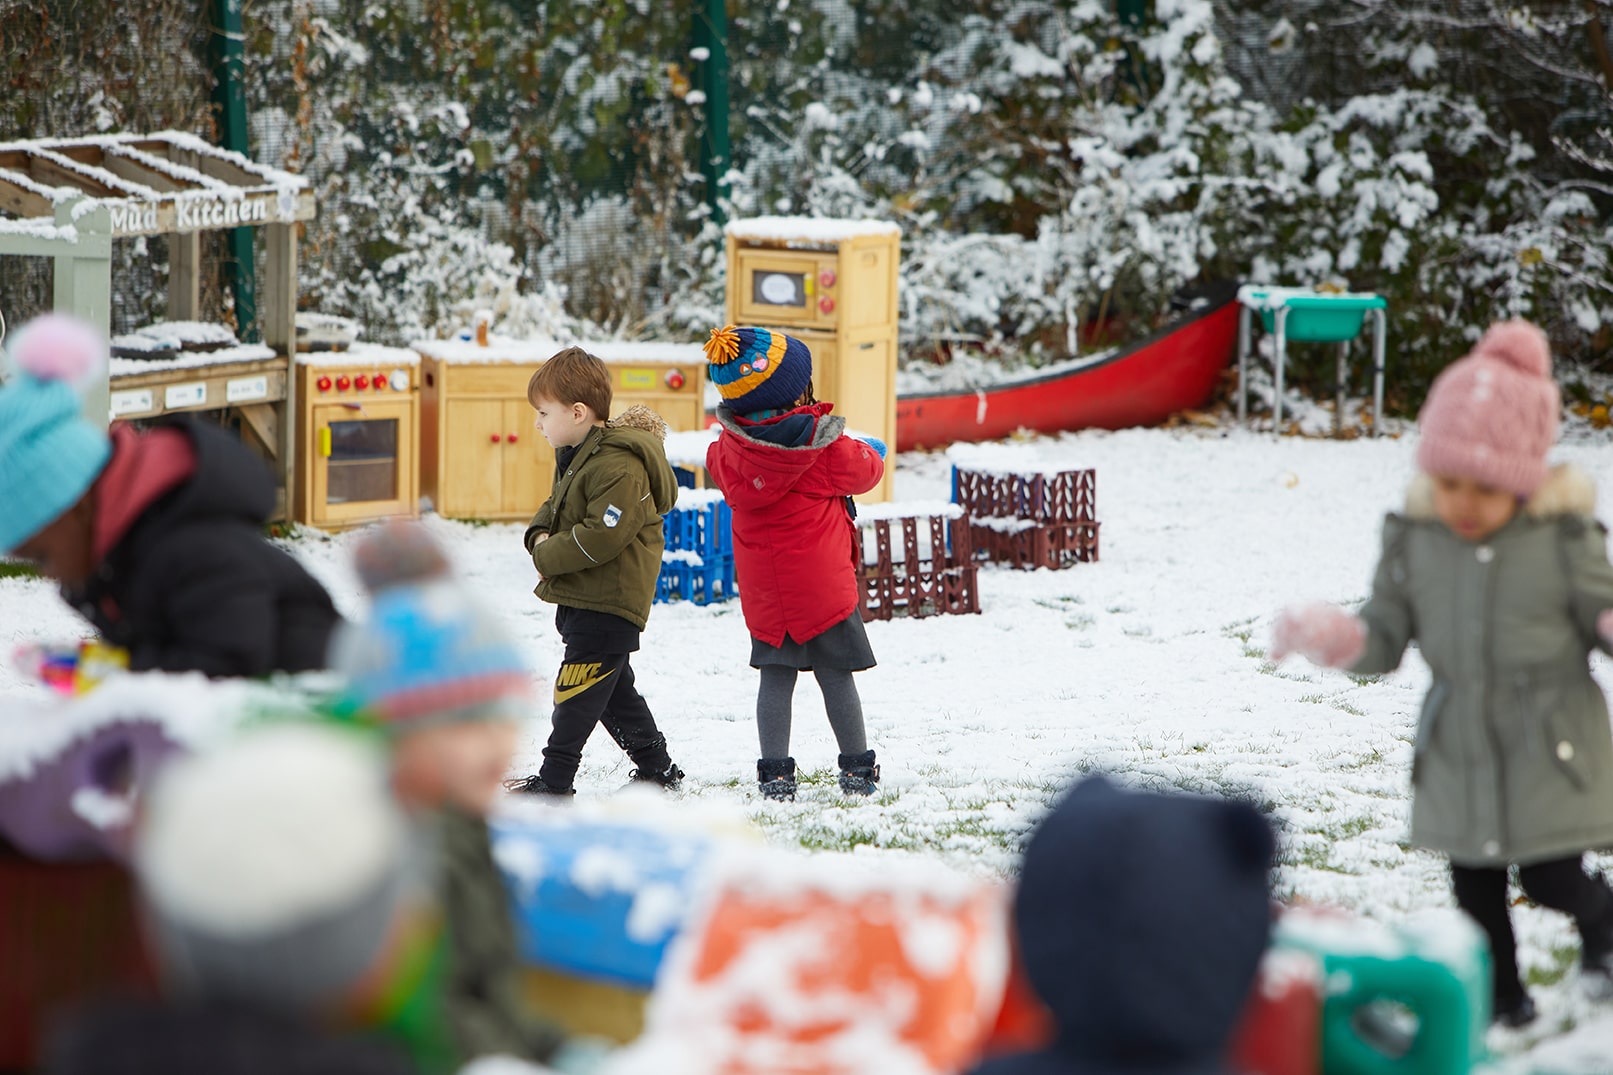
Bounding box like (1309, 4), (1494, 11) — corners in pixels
(0, 130), (315, 239)
(724, 215), (901, 245)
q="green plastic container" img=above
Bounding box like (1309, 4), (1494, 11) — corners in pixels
(1272, 909), (1489, 1075)
(1243, 289), (1388, 344)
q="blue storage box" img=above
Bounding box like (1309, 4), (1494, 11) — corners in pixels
(654, 490), (736, 605)
(490, 813), (715, 989)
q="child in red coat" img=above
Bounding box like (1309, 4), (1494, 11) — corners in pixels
(704, 325), (886, 801)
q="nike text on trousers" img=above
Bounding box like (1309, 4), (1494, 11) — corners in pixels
(538, 649), (671, 785)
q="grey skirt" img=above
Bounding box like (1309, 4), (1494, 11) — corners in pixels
(750, 612), (876, 672)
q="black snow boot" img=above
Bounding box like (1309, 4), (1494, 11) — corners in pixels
(504, 774), (576, 797)
(837, 750), (880, 796)
(1579, 889), (1613, 998)
(757, 757), (797, 801)
(629, 761), (685, 790)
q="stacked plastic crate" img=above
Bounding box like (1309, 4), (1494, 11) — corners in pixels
(655, 488), (737, 605)
(951, 464), (1099, 570)
(855, 502), (981, 621)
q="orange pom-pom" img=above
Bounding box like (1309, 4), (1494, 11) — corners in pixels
(704, 324), (741, 364)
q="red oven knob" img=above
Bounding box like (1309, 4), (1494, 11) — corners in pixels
(489, 432), (502, 443)
(819, 270), (837, 288)
(335, 375), (352, 391)
(507, 433), (518, 443)
(665, 369), (686, 390)
(355, 374), (370, 390)
(374, 377), (388, 392)
(819, 296), (835, 314)
(316, 376), (332, 392)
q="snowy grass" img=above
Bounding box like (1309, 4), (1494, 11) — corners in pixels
(10, 421), (1613, 1064)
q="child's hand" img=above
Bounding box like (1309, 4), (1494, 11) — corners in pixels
(1598, 608), (1613, 646)
(1270, 602), (1367, 668)
(534, 533), (549, 546)
(853, 435), (887, 459)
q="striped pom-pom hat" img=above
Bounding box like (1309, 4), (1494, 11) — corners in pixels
(703, 324), (813, 416)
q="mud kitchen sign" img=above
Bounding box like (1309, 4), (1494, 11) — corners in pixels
(105, 191), (293, 237)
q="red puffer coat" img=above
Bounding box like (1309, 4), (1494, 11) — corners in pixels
(706, 403), (884, 646)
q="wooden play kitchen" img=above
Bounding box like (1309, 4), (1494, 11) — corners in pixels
(292, 345), (422, 529)
(417, 336), (707, 521)
(725, 216), (900, 502)
(0, 132), (316, 509)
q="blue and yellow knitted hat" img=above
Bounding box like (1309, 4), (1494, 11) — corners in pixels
(704, 324), (813, 416)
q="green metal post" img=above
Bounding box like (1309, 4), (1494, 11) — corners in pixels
(210, 0), (258, 340)
(693, 0), (730, 225)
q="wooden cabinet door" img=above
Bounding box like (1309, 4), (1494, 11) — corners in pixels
(441, 399), (505, 518)
(501, 400), (554, 517)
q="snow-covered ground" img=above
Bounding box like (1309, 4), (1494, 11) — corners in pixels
(6, 423), (1613, 1069)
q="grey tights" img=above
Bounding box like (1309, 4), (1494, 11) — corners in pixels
(756, 665), (867, 758)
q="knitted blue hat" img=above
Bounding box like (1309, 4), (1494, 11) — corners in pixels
(0, 315), (114, 554)
(333, 524), (531, 727)
(704, 324), (813, 415)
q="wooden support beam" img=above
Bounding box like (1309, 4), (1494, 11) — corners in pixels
(99, 149), (190, 194)
(0, 174), (53, 218)
(236, 402), (281, 459)
(169, 231), (201, 321)
(27, 154), (128, 198)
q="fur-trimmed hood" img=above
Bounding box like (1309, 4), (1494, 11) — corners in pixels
(1404, 462), (1596, 521)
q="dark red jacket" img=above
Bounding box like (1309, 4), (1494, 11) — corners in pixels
(705, 403), (883, 646)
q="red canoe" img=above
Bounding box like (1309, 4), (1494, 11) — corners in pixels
(895, 284), (1240, 451)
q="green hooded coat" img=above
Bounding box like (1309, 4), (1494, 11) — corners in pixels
(1352, 464), (1613, 866)
(522, 410), (679, 630)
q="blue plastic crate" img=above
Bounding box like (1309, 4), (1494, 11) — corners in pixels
(662, 494), (733, 560)
(490, 814), (713, 989)
(655, 492), (736, 605)
(655, 552), (736, 605)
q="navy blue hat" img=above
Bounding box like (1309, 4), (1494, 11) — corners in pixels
(979, 775), (1276, 1075)
(703, 324), (813, 415)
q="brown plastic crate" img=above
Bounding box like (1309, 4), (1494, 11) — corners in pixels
(951, 467), (1096, 523)
(970, 519), (1100, 571)
(857, 512), (981, 621)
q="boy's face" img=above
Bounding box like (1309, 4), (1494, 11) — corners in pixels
(531, 395), (594, 449)
(392, 718), (520, 816)
(1430, 472), (1519, 542)
(10, 495), (96, 589)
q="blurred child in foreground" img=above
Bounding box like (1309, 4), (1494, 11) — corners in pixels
(1273, 321), (1613, 1027)
(332, 522), (610, 1071)
(0, 314), (340, 677)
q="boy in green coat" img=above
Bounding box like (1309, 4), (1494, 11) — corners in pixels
(506, 347), (684, 796)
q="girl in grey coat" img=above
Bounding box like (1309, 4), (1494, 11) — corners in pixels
(1273, 321), (1613, 1029)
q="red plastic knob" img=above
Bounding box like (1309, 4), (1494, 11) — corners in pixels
(818, 296), (835, 314)
(506, 433), (518, 443)
(665, 369), (686, 390)
(490, 432), (502, 443)
(374, 377), (388, 392)
(316, 376), (332, 392)
(355, 374), (370, 390)
(819, 270), (837, 288)
(335, 375), (352, 391)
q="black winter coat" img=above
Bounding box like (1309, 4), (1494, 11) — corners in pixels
(65, 418), (341, 677)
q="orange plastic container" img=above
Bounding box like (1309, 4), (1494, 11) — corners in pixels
(639, 875), (1009, 1075)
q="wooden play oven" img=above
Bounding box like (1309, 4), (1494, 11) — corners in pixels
(292, 346), (421, 529)
(725, 217), (900, 502)
(417, 338), (706, 521)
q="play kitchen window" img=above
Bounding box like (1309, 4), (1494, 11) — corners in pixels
(322, 416), (399, 504)
(732, 251), (840, 328)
